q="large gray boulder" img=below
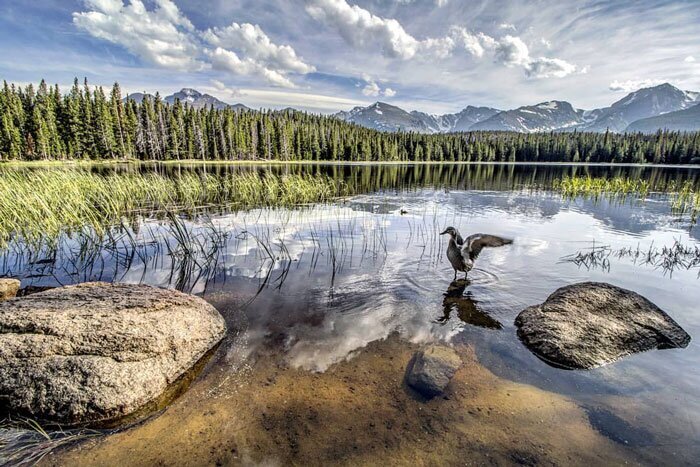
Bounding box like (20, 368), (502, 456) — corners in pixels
(0, 282), (226, 425)
(515, 282), (691, 369)
(0, 279), (20, 301)
(406, 344), (462, 398)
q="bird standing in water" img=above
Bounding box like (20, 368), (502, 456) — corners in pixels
(440, 227), (512, 280)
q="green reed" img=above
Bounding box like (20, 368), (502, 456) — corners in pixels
(554, 176), (699, 221)
(0, 170), (348, 249)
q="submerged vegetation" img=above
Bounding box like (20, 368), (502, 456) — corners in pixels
(0, 417), (101, 466)
(0, 169), (347, 248)
(2, 78), (700, 164)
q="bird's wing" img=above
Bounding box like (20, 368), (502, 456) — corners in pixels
(463, 234), (513, 261)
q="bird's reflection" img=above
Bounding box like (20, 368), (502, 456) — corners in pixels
(436, 279), (503, 329)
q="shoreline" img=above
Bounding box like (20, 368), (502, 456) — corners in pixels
(1, 159), (699, 169)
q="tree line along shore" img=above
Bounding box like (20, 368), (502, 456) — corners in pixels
(1, 78), (700, 164)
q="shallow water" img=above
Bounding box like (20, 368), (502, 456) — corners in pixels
(2, 163), (699, 465)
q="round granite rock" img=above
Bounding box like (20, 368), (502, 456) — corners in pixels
(405, 344), (462, 398)
(515, 282), (691, 370)
(0, 282), (226, 425)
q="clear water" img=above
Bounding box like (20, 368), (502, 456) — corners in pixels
(2, 163), (699, 463)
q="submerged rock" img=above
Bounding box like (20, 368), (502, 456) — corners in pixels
(0, 278), (20, 301)
(515, 282), (691, 369)
(406, 344), (462, 397)
(0, 282), (226, 425)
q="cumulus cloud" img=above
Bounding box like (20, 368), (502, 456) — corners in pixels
(526, 57), (578, 78)
(362, 80), (381, 96)
(202, 23), (315, 74)
(206, 47), (296, 88)
(609, 79), (665, 92)
(305, 0), (578, 78)
(494, 35), (530, 67)
(498, 23), (517, 31)
(73, 0), (201, 70)
(684, 56), (696, 63)
(73, 0), (314, 87)
(361, 75), (396, 97)
(306, 0), (420, 59)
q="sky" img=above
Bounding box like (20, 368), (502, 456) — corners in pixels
(0, 0), (698, 114)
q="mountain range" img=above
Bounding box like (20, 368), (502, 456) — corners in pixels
(336, 83), (700, 134)
(126, 84), (700, 134)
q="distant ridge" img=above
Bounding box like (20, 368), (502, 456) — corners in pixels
(125, 83), (700, 134)
(125, 88), (249, 111)
(626, 103), (700, 133)
(336, 83), (700, 134)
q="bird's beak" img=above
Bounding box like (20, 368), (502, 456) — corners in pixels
(440, 229), (449, 235)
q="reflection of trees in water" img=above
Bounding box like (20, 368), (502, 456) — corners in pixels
(436, 279), (503, 330)
(94, 163), (698, 196)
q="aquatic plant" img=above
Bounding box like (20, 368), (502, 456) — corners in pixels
(554, 176), (699, 221)
(0, 170), (348, 249)
(561, 240), (700, 276)
(554, 176), (651, 200)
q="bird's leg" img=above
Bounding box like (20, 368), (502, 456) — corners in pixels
(464, 271), (468, 279)
(453, 270), (457, 281)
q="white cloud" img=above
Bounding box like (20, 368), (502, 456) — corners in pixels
(362, 81), (381, 96)
(498, 23), (517, 32)
(73, 0), (201, 70)
(206, 47), (296, 88)
(492, 35), (578, 78)
(494, 35), (531, 67)
(361, 75), (395, 98)
(526, 57), (578, 78)
(202, 23), (315, 74)
(609, 79), (665, 92)
(73, 0), (313, 87)
(684, 56), (696, 63)
(210, 79), (241, 97)
(306, 0), (577, 79)
(306, 0), (420, 59)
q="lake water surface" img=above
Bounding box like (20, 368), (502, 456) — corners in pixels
(2, 163), (699, 465)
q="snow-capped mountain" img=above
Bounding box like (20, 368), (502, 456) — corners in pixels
(336, 102), (436, 132)
(125, 88), (249, 111)
(335, 83), (699, 134)
(579, 83), (699, 132)
(470, 101), (584, 132)
(626, 102), (700, 133)
(335, 102), (499, 133)
(165, 88), (234, 110)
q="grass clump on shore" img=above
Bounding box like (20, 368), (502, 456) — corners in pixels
(0, 170), (348, 248)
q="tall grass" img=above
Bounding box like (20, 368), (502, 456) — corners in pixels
(0, 170), (348, 248)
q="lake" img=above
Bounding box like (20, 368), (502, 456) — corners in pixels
(2, 163), (699, 465)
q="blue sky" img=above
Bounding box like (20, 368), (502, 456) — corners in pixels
(1, 0), (699, 113)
